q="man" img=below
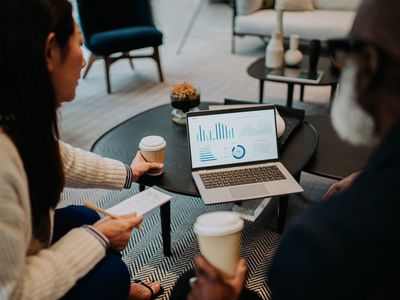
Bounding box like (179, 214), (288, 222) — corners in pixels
(173, 0), (400, 298)
(269, 0), (400, 298)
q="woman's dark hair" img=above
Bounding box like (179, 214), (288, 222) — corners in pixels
(0, 0), (74, 241)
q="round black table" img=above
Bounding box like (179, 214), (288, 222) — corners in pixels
(92, 102), (318, 195)
(91, 102), (318, 255)
(247, 55), (339, 107)
(304, 115), (373, 180)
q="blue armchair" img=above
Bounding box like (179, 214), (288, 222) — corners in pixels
(76, 0), (164, 93)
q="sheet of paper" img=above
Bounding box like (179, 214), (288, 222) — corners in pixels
(208, 104), (272, 111)
(106, 187), (172, 216)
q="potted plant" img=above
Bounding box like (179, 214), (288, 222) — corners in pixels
(170, 82), (200, 125)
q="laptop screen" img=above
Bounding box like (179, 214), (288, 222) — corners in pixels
(187, 107), (278, 169)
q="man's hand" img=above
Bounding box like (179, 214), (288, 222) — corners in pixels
(93, 213), (143, 251)
(188, 256), (248, 300)
(130, 151), (163, 182)
(323, 171), (362, 199)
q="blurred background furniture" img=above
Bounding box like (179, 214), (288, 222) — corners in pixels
(246, 54), (339, 107)
(176, 0), (234, 54)
(232, 0), (361, 53)
(76, 0), (164, 93)
(304, 115), (372, 180)
(176, 0), (205, 54)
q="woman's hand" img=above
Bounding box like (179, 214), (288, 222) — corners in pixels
(93, 213), (143, 251)
(188, 256), (248, 300)
(130, 151), (163, 182)
(323, 171), (362, 200)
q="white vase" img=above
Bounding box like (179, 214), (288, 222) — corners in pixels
(284, 34), (303, 66)
(276, 7), (284, 38)
(266, 31), (284, 68)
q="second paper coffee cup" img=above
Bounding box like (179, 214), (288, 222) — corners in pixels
(139, 135), (166, 176)
(194, 211), (244, 278)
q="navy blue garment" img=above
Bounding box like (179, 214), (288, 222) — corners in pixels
(53, 206), (130, 300)
(269, 122), (400, 300)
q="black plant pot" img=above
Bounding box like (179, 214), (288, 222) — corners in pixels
(170, 94), (201, 125)
(170, 95), (200, 113)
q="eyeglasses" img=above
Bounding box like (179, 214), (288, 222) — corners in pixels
(327, 38), (369, 68)
(327, 37), (400, 69)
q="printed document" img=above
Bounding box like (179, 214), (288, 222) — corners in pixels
(106, 187), (172, 216)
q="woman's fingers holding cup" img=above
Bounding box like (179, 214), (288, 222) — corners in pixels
(147, 161), (164, 170)
(138, 136), (166, 177)
(130, 151), (165, 181)
(134, 150), (146, 163)
(130, 151), (152, 181)
(134, 150), (164, 167)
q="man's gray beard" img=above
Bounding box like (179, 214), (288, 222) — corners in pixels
(331, 63), (376, 146)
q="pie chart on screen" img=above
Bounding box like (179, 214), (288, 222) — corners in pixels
(232, 145), (246, 159)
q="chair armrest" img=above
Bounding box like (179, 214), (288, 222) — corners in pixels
(235, 0), (264, 15)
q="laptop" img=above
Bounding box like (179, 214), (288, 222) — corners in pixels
(186, 105), (303, 204)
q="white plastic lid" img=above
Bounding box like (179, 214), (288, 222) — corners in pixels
(139, 136), (166, 151)
(194, 211), (244, 237)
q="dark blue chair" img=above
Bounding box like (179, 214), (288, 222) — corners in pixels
(76, 0), (164, 93)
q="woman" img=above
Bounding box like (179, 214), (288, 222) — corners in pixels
(0, 0), (162, 299)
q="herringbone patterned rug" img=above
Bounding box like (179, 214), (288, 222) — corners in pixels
(60, 184), (279, 299)
(59, 172), (334, 299)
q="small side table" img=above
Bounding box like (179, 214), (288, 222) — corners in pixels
(247, 55), (339, 108)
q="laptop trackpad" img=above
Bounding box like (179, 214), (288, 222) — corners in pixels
(229, 184), (269, 200)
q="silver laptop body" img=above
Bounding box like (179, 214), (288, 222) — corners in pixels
(186, 106), (303, 205)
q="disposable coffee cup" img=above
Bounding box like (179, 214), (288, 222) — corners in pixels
(138, 135), (166, 176)
(194, 211), (244, 279)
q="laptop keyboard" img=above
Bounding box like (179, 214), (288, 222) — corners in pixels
(199, 165), (286, 189)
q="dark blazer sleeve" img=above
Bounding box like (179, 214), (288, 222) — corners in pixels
(268, 207), (343, 300)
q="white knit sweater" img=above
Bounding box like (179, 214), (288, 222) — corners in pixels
(0, 131), (128, 300)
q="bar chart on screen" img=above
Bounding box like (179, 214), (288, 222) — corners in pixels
(196, 122), (235, 142)
(199, 146), (217, 162)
